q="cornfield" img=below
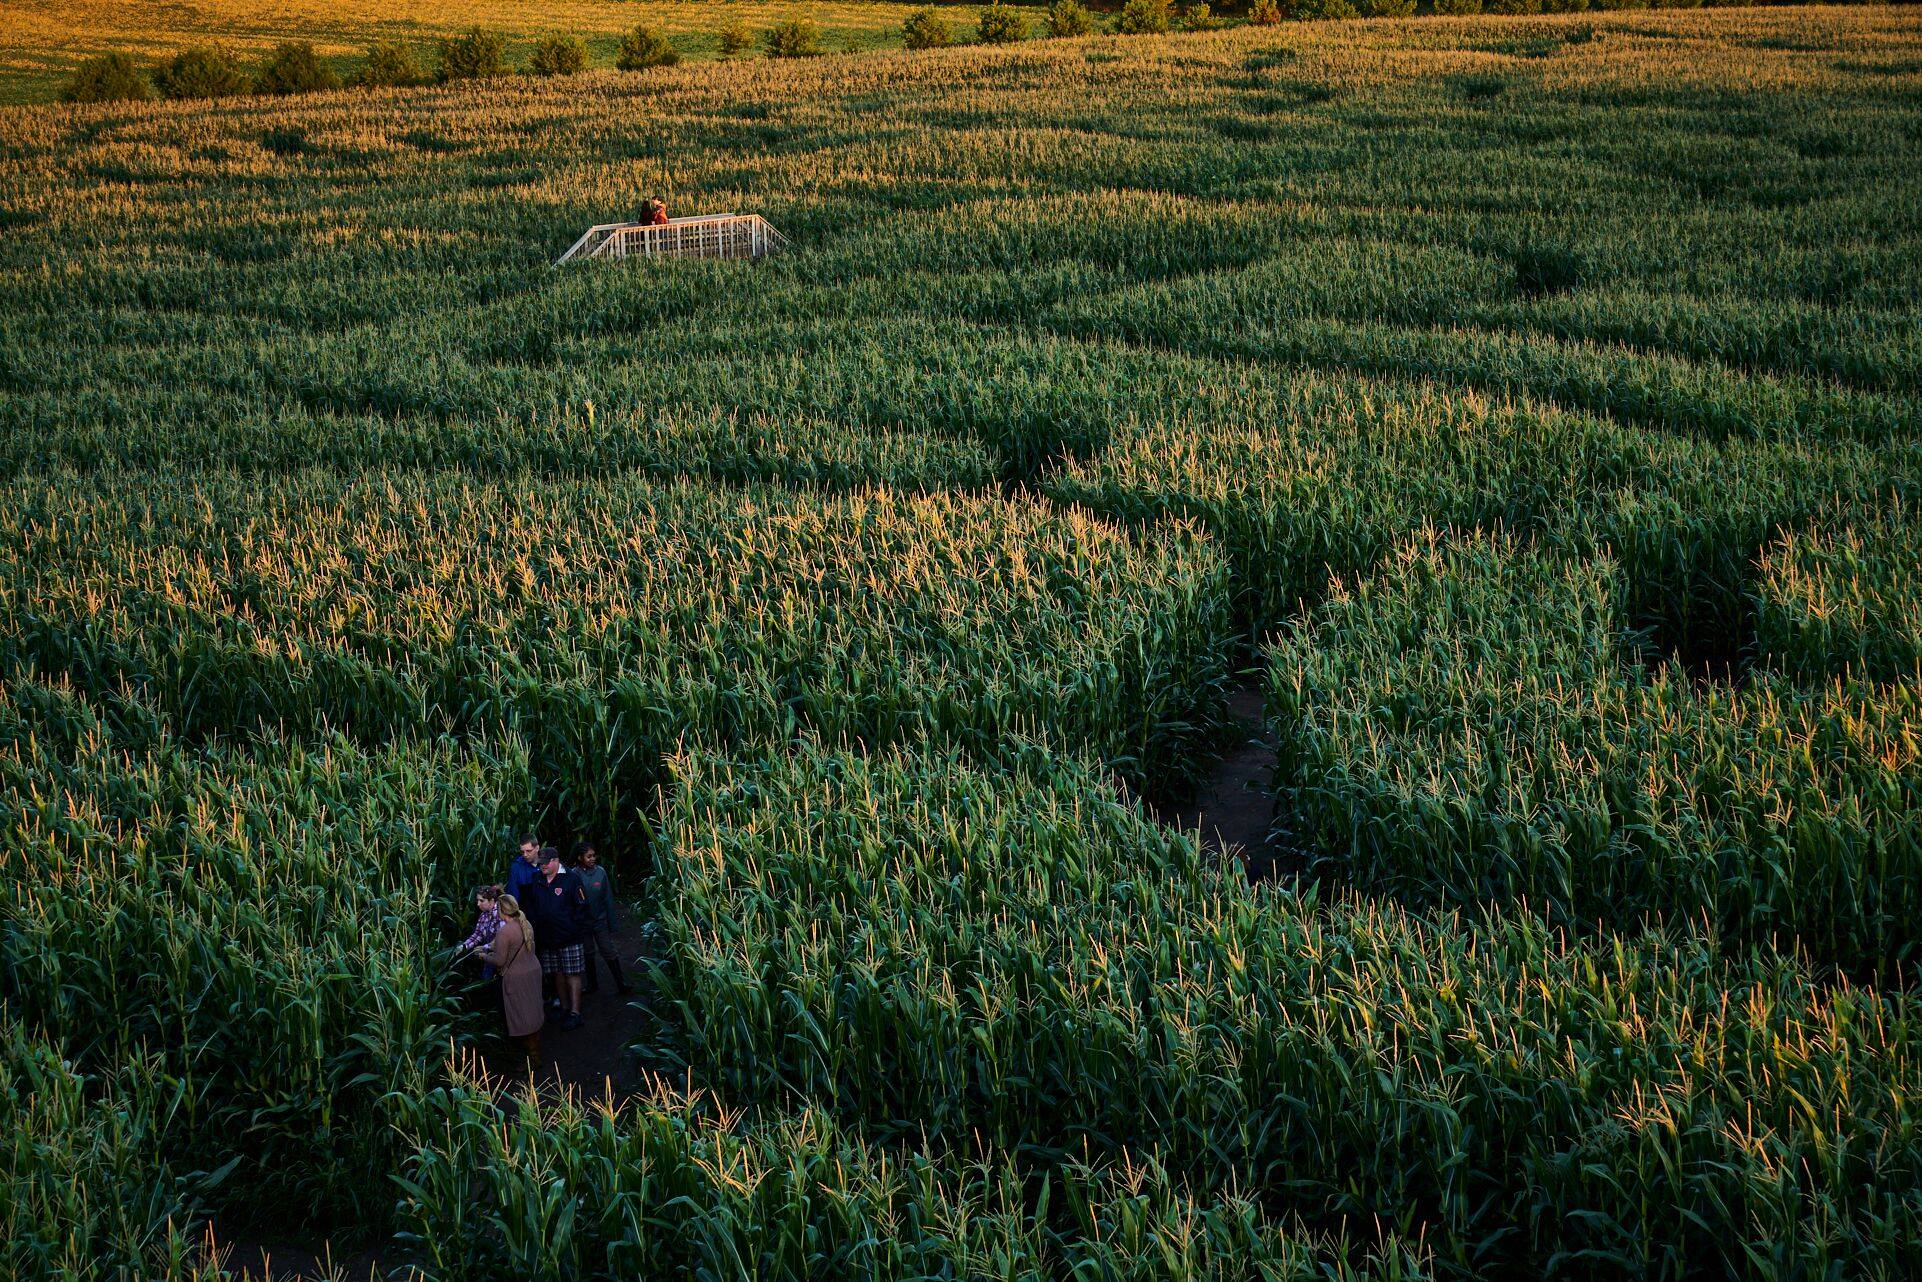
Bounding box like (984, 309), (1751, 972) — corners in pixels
(1, 6), (1918, 1280)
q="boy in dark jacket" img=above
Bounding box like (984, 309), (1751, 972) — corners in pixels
(574, 841), (630, 996)
(506, 833), (542, 904)
(525, 847), (591, 1029)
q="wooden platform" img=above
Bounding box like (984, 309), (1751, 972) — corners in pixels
(556, 213), (787, 265)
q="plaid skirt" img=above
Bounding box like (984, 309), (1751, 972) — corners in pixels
(538, 943), (585, 976)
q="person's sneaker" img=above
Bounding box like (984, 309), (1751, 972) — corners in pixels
(545, 997), (562, 1011)
(561, 1012), (584, 1031)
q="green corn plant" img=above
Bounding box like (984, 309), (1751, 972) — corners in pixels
(0, 471), (1236, 845)
(1265, 529), (1922, 973)
(0, 670), (534, 1230)
(641, 737), (1922, 1277)
(2, 1017), (236, 1282)
(391, 1067), (1434, 1280)
(1757, 504), (1922, 683)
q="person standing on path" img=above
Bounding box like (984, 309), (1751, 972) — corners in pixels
(478, 894), (543, 1057)
(506, 833), (542, 905)
(574, 841), (630, 996)
(458, 884), (505, 978)
(526, 848), (590, 1030)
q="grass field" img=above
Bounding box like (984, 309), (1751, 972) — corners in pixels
(3, 5), (1921, 1280)
(0, 0), (1022, 105)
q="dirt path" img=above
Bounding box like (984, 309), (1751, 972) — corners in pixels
(473, 902), (656, 1101)
(217, 1234), (395, 1282)
(1152, 687), (1299, 881)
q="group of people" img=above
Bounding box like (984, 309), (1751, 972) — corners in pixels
(457, 835), (628, 1056)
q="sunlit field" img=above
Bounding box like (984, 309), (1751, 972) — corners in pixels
(0, 0), (1020, 104)
(3, 6), (1921, 1280)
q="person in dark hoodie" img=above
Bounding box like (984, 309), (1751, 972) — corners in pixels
(505, 833), (543, 905)
(525, 846), (591, 1030)
(573, 841), (629, 996)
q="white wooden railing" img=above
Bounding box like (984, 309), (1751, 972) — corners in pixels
(556, 213), (787, 265)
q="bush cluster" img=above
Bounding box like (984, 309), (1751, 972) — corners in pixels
(1047, 0), (1098, 36)
(718, 18), (754, 56)
(254, 41), (340, 95)
(903, 8), (955, 49)
(61, 40), (418, 103)
(435, 28), (509, 81)
(1115, 0), (1175, 33)
(976, 3), (1031, 42)
(527, 34), (589, 78)
(60, 53), (152, 104)
(763, 20), (824, 58)
(352, 41), (427, 88)
(616, 25), (681, 70)
(151, 46), (250, 100)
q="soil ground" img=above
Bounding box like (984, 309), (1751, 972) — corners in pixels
(1153, 687), (1298, 880)
(470, 903), (657, 1100)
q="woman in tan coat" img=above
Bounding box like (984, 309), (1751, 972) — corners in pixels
(482, 894), (544, 1056)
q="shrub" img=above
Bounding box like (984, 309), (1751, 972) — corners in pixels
(1282, 0), (1358, 16)
(1432, 0), (1483, 11)
(253, 41), (340, 96)
(1357, 0), (1415, 14)
(1246, 0), (1284, 23)
(437, 28), (510, 81)
(1046, 0), (1097, 35)
(976, 3), (1030, 43)
(527, 34), (588, 77)
(1176, 2), (1219, 29)
(903, 8), (954, 49)
(152, 47), (249, 100)
(763, 21), (824, 57)
(718, 18), (754, 56)
(1485, 0), (1543, 11)
(616, 25), (681, 70)
(352, 41), (427, 88)
(1114, 0), (1174, 34)
(60, 54), (152, 104)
